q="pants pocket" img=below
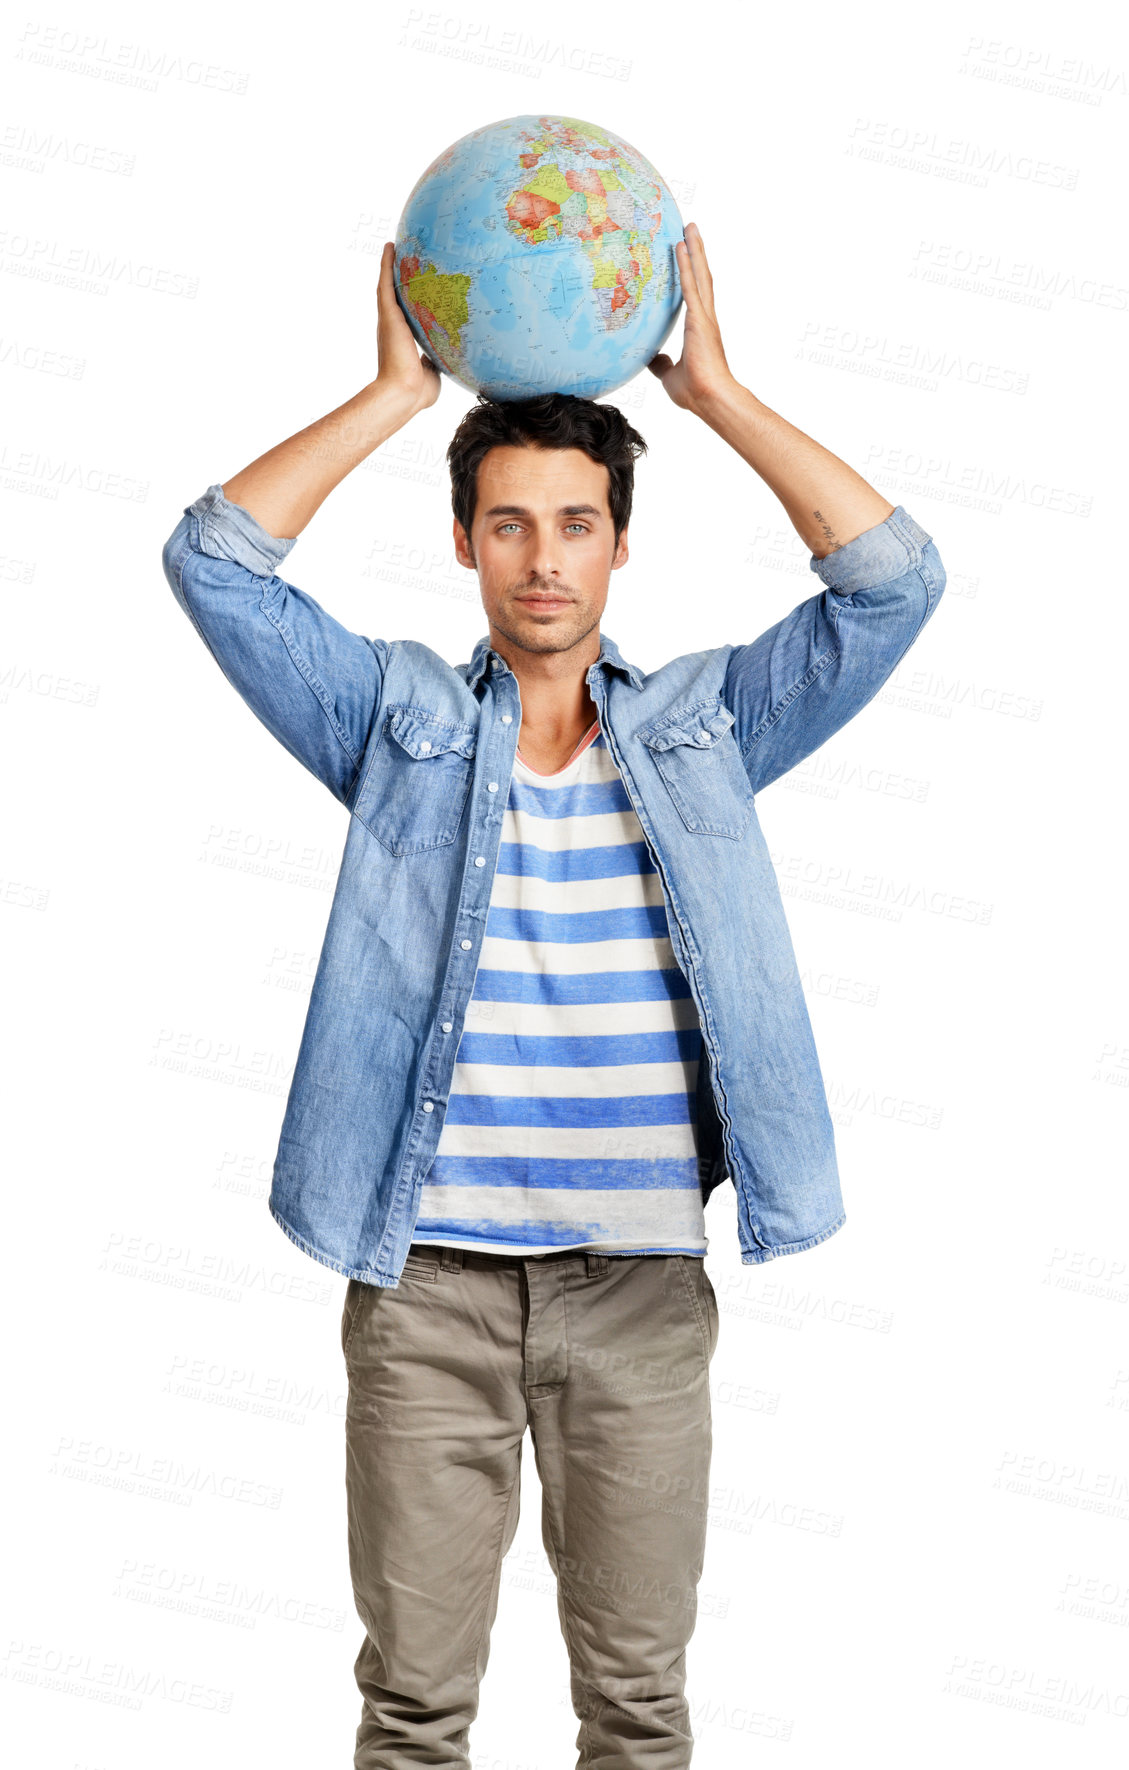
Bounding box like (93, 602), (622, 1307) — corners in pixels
(701, 1264), (719, 1361)
(674, 1255), (712, 1362)
(341, 1278), (366, 1364)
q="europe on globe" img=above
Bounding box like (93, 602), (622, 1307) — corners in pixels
(393, 114), (686, 401)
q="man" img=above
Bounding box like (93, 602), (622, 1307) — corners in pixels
(161, 223), (945, 1766)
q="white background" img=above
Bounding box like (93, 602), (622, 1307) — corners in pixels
(3, 0), (1127, 1764)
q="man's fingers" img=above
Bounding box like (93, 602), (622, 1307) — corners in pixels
(377, 242), (398, 304)
(682, 223), (717, 322)
(648, 353), (673, 378)
(675, 237), (704, 314)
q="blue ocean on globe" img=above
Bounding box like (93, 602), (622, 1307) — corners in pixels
(393, 114), (685, 402)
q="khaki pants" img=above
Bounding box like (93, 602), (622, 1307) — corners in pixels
(341, 1242), (720, 1767)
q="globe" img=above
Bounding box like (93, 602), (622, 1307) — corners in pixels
(393, 114), (685, 402)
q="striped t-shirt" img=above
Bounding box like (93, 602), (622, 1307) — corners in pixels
(412, 718), (708, 1259)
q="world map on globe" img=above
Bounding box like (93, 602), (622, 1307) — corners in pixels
(393, 114), (685, 401)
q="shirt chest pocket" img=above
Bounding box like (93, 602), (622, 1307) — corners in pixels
(352, 705), (478, 856)
(637, 699), (753, 839)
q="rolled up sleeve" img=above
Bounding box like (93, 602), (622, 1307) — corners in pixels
(185, 481), (301, 577)
(161, 484), (387, 804)
(724, 504), (946, 795)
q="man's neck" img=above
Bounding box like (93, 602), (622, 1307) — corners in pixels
(489, 627), (602, 774)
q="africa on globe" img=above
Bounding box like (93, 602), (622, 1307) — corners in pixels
(393, 114), (685, 401)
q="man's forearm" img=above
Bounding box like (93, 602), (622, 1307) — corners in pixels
(695, 378), (895, 559)
(220, 378), (419, 541)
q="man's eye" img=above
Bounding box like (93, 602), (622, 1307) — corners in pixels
(497, 522), (589, 535)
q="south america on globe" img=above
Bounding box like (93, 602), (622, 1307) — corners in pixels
(393, 115), (685, 401)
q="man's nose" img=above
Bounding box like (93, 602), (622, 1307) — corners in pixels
(526, 556), (562, 584)
(524, 528), (564, 579)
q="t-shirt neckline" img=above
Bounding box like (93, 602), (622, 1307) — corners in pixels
(515, 719), (600, 778)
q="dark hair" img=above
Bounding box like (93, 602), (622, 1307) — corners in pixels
(446, 392), (647, 555)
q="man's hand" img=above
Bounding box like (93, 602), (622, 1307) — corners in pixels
(376, 240), (442, 418)
(647, 222), (735, 415)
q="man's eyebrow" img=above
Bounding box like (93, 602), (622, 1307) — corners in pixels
(481, 503), (604, 519)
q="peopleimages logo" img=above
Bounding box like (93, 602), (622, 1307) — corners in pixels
(957, 35), (1127, 107)
(909, 239), (1128, 312)
(395, 9), (633, 81)
(0, 229), (198, 298)
(14, 23), (250, 96)
(796, 320), (1030, 396)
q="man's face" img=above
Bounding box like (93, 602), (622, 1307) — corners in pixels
(454, 443), (629, 661)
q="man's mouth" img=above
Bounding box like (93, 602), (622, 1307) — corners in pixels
(515, 594), (571, 610)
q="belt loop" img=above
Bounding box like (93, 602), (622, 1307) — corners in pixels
(440, 1246), (463, 1273)
(585, 1251), (609, 1277)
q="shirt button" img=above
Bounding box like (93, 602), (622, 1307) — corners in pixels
(501, 714), (513, 724)
(423, 1101), (434, 1112)
(460, 938), (472, 950)
(487, 781), (498, 792)
(474, 855), (485, 867)
(696, 731), (712, 745)
(441, 1021), (453, 1033)
(419, 739), (432, 752)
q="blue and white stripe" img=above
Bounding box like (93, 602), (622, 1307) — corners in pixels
(414, 724), (708, 1257)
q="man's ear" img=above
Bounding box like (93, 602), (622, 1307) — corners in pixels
(453, 517), (475, 570)
(612, 525), (629, 571)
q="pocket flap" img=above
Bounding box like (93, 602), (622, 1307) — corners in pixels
(637, 700), (736, 753)
(387, 707), (478, 761)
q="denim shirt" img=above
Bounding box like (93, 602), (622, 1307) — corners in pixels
(162, 485), (946, 1286)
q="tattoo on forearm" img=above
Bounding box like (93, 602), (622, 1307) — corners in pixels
(813, 509), (843, 553)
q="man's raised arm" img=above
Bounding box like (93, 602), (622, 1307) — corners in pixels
(161, 243), (441, 803)
(649, 222), (946, 795)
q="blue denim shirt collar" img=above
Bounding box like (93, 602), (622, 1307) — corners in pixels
(465, 630), (644, 694)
